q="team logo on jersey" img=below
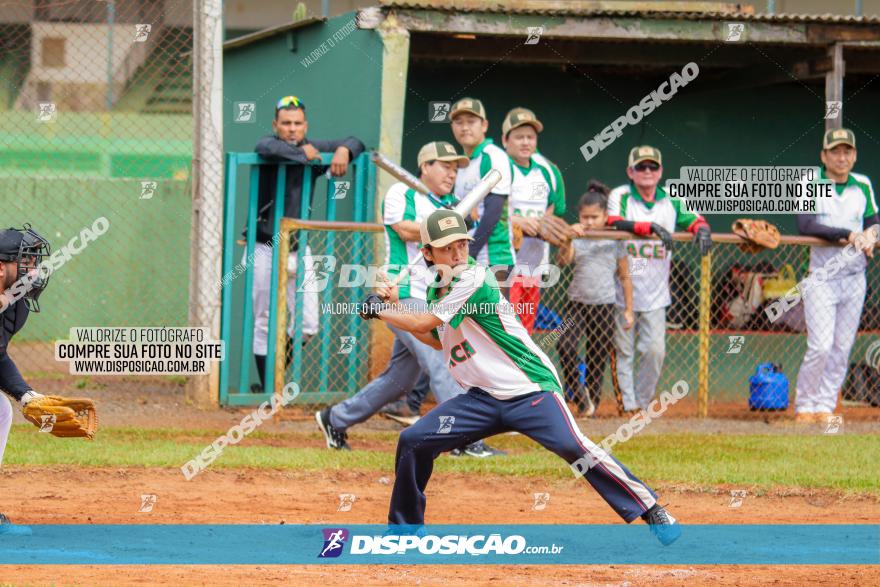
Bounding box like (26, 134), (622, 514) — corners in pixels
(448, 340), (476, 368)
(437, 416), (455, 434)
(319, 528), (349, 558)
(530, 182), (549, 201)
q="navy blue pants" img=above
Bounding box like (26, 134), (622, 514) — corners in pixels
(388, 388), (658, 525)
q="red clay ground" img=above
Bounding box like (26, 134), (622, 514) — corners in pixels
(1, 467), (878, 586)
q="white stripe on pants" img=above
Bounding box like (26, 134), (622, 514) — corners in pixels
(247, 243), (319, 356)
(795, 272), (866, 414)
(614, 306), (666, 411)
(0, 393), (12, 466)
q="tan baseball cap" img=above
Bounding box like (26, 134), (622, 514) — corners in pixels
(417, 141), (469, 168)
(628, 145), (662, 167)
(502, 107), (543, 136)
(420, 209), (474, 248)
(450, 98), (486, 121)
(823, 128), (856, 150)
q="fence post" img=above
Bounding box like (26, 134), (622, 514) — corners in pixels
(188, 0), (224, 408)
(698, 251), (712, 417)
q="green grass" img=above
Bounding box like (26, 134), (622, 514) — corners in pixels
(6, 426), (880, 495)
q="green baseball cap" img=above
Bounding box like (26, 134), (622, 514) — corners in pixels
(628, 145), (662, 167)
(420, 209), (473, 248)
(417, 141), (469, 168)
(450, 97), (486, 121)
(502, 107), (543, 136)
(823, 128), (856, 150)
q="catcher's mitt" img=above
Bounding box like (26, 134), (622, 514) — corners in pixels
(732, 219), (781, 254)
(537, 214), (575, 247)
(22, 395), (97, 439)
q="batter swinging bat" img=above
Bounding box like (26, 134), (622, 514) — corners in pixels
(383, 168), (501, 290)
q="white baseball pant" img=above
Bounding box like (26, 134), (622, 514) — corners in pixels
(246, 243), (319, 356)
(0, 392), (12, 466)
(795, 272), (866, 414)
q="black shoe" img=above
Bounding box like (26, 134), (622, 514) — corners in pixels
(249, 383), (263, 394)
(315, 408), (351, 451)
(451, 440), (506, 458)
(641, 504), (681, 546)
(0, 513), (32, 536)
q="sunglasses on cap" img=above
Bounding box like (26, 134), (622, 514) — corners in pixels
(276, 95), (304, 110)
(633, 162), (660, 172)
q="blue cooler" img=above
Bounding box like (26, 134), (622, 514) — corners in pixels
(749, 363), (789, 411)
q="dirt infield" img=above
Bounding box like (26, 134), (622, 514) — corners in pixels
(1, 467), (878, 586)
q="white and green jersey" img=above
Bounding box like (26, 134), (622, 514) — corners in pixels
(804, 168), (877, 277)
(508, 153), (566, 273)
(427, 257), (562, 399)
(383, 181), (456, 300)
(453, 138), (515, 266)
(608, 183), (702, 312)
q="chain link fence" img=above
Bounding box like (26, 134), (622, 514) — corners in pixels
(278, 226), (880, 417)
(0, 1), (222, 400)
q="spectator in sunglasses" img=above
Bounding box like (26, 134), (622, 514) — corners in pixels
(606, 146), (712, 413)
(246, 95), (365, 393)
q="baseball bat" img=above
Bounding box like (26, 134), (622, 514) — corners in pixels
(382, 169), (501, 290)
(371, 151), (434, 198)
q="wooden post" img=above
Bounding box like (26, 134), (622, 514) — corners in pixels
(825, 43), (844, 130)
(698, 251), (712, 418)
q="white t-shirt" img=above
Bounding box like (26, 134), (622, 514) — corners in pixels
(454, 139), (515, 266)
(428, 258), (562, 399)
(383, 182), (455, 300)
(608, 183), (703, 312)
(508, 152), (566, 274)
(803, 170), (877, 278)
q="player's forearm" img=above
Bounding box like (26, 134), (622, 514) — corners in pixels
(255, 136), (309, 164)
(0, 352), (31, 402)
(796, 214), (851, 242)
(555, 240), (574, 265)
(469, 193), (505, 257)
(378, 309), (440, 335)
(391, 220), (422, 242)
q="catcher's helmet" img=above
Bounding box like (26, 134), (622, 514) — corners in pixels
(0, 224), (51, 312)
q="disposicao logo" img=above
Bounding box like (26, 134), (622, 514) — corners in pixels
(318, 528), (349, 558)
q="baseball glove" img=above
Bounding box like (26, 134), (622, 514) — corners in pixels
(22, 395), (97, 439)
(359, 293), (388, 320)
(537, 214), (575, 247)
(512, 223), (523, 251)
(732, 219), (781, 254)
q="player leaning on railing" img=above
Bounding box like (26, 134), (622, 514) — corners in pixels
(793, 128), (879, 422)
(606, 146), (712, 414)
(0, 226), (97, 536)
(248, 95), (365, 393)
(357, 209), (681, 546)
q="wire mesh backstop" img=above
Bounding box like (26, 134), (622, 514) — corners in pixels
(267, 225), (879, 417)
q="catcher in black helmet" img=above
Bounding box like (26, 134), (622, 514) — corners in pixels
(0, 225), (97, 536)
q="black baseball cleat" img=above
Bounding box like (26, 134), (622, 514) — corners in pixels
(0, 513), (32, 536)
(315, 408), (351, 451)
(641, 503), (681, 546)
